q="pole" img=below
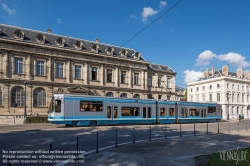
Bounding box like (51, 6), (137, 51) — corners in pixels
(24, 82), (27, 124)
(96, 132), (99, 153)
(227, 93), (229, 120)
(115, 130), (118, 147)
(207, 123), (208, 135)
(194, 124), (195, 136)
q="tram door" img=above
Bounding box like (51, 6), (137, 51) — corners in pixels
(107, 106), (118, 124)
(143, 107), (152, 120)
(181, 108), (188, 118)
(201, 109), (206, 118)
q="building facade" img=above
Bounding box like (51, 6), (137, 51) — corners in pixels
(0, 24), (176, 123)
(187, 65), (250, 120)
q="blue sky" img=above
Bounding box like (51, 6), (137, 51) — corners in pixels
(1, 0), (250, 88)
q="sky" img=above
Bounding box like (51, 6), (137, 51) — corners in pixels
(0, 0), (250, 88)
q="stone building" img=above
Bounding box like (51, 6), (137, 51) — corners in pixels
(187, 65), (250, 120)
(0, 24), (176, 124)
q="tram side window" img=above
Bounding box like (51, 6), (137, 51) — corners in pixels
(160, 108), (166, 116)
(114, 106), (118, 118)
(189, 109), (199, 116)
(80, 101), (103, 112)
(143, 107), (146, 118)
(55, 100), (61, 113)
(148, 107), (152, 118)
(169, 108), (174, 116)
(121, 107), (140, 116)
(208, 106), (216, 113)
(181, 108), (184, 118)
(107, 106), (111, 118)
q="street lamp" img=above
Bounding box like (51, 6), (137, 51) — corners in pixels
(227, 91), (231, 120)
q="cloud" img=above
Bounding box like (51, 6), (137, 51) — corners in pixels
(130, 14), (137, 19)
(141, 7), (158, 22)
(57, 18), (62, 24)
(217, 52), (250, 68)
(184, 70), (203, 84)
(159, 1), (167, 8)
(195, 50), (217, 66)
(2, 3), (16, 16)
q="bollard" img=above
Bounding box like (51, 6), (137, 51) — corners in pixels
(115, 130), (118, 147)
(238, 122), (239, 132)
(207, 123), (208, 135)
(246, 122), (248, 131)
(165, 125), (167, 139)
(218, 123), (219, 134)
(194, 124), (196, 136)
(96, 132), (99, 153)
(180, 124), (182, 137)
(150, 126), (151, 141)
(133, 128), (135, 144)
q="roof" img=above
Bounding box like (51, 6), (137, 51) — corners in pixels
(0, 24), (146, 61)
(147, 63), (176, 73)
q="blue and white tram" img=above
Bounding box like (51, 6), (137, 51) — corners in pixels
(48, 94), (222, 126)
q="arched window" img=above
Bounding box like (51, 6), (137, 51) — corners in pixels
(34, 88), (46, 106)
(0, 89), (2, 106)
(120, 93), (127, 98)
(106, 92), (114, 97)
(12, 86), (25, 106)
(133, 94), (140, 98)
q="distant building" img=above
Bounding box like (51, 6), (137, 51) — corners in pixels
(0, 24), (176, 124)
(187, 65), (250, 120)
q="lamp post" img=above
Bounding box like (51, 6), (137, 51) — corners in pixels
(227, 92), (231, 120)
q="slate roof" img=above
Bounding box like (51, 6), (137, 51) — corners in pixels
(148, 63), (176, 73)
(0, 24), (146, 61)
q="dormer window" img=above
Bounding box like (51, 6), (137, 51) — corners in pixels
(105, 47), (114, 55)
(14, 29), (24, 39)
(56, 37), (65, 47)
(132, 52), (141, 59)
(36, 33), (45, 44)
(74, 41), (83, 50)
(90, 44), (99, 52)
(119, 49), (128, 57)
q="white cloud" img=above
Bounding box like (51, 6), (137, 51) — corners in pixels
(2, 3), (16, 16)
(195, 50), (217, 66)
(130, 14), (137, 19)
(184, 70), (203, 84)
(141, 7), (158, 22)
(57, 18), (62, 24)
(159, 1), (167, 8)
(217, 52), (250, 68)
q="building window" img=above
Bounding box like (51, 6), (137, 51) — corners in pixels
(242, 94), (244, 102)
(237, 94), (239, 102)
(120, 93), (127, 98)
(196, 87), (199, 92)
(232, 84), (234, 89)
(209, 94), (212, 102)
(202, 86), (205, 91)
(167, 78), (171, 88)
(237, 107), (239, 115)
(121, 71), (126, 84)
(0, 89), (2, 106)
(148, 94), (153, 99)
(33, 88), (46, 106)
(92, 67), (97, 80)
(36, 61), (44, 75)
(242, 85), (244, 90)
(134, 73), (139, 85)
(217, 93), (220, 102)
(232, 93), (234, 102)
(190, 88), (193, 92)
(238, 85), (239, 90)
(190, 96), (193, 101)
(217, 84), (220, 89)
(106, 92), (114, 97)
(107, 69), (112, 82)
(11, 86), (25, 106)
(148, 76), (152, 86)
(202, 95), (205, 102)
(75, 65), (81, 79)
(14, 57), (23, 74)
(133, 94), (140, 98)
(56, 62), (63, 77)
(158, 95), (162, 100)
(227, 83), (229, 89)
(209, 85), (212, 90)
(247, 95), (249, 102)
(158, 77), (162, 87)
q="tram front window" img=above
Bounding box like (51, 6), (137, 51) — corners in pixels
(55, 100), (61, 113)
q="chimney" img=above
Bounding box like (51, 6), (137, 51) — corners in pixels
(47, 29), (52, 33)
(211, 66), (215, 77)
(222, 65), (228, 76)
(203, 68), (209, 78)
(95, 38), (99, 43)
(244, 70), (250, 80)
(237, 68), (243, 78)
